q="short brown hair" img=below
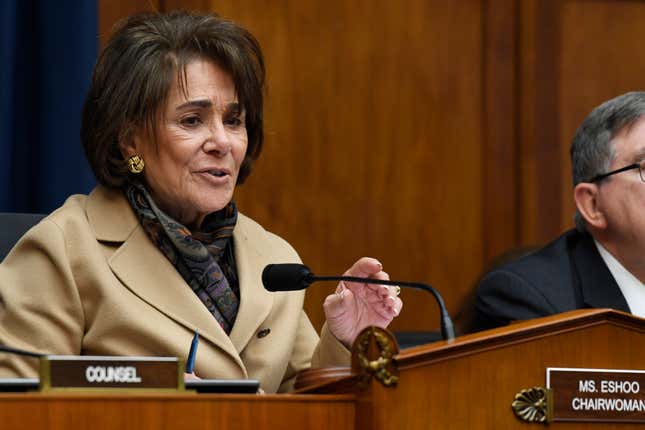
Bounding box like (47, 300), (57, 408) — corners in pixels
(81, 11), (265, 187)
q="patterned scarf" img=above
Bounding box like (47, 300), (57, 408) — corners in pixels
(124, 182), (240, 334)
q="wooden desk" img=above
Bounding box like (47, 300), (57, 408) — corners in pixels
(0, 392), (355, 429)
(2, 309), (644, 429)
(303, 309), (645, 429)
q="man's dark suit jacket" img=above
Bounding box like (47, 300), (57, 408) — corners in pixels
(474, 229), (631, 331)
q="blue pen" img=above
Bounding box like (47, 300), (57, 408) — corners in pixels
(185, 330), (199, 373)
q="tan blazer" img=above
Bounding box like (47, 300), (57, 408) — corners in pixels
(0, 186), (349, 392)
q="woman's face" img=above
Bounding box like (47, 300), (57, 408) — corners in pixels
(128, 59), (248, 228)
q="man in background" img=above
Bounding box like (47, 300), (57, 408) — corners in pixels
(475, 92), (645, 330)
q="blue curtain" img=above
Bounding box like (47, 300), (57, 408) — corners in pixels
(0, 1), (97, 213)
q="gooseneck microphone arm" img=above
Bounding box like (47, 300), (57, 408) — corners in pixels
(0, 345), (44, 358)
(262, 263), (455, 341)
(309, 273), (455, 341)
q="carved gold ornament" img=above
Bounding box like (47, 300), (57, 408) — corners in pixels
(352, 326), (399, 387)
(512, 387), (552, 423)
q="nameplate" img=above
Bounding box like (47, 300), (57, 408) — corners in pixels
(39, 356), (184, 391)
(547, 367), (645, 423)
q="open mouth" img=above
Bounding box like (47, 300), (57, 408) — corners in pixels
(207, 169), (228, 178)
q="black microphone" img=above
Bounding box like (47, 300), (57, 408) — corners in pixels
(262, 263), (313, 291)
(262, 263), (455, 341)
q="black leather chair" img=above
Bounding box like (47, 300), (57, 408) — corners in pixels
(394, 331), (443, 349)
(0, 213), (46, 261)
(394, 245), (542, 347)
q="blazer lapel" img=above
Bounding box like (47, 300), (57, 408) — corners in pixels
(86, 186), (245, 373)
(570, 232), (631, 313)
(228, 214), (274, 353)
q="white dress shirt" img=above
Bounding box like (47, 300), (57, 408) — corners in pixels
(594, 240), (645, 318)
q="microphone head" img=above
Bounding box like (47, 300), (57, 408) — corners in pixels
(262, 264), (314, 292)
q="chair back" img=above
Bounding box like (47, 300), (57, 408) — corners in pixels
(0, 213), (46, 261)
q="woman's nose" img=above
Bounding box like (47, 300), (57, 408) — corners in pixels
(203, 123), (232, 156)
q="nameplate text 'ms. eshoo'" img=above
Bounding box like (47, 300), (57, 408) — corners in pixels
(547, 368), (645, 423)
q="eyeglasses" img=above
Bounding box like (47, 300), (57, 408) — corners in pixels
(590, 160), (645, 183)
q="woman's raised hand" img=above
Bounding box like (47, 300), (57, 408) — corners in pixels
(322, 257), (403, 348)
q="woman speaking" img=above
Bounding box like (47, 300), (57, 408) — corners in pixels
(0, 11), (402, 392)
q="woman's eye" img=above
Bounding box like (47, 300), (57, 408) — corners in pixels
(224, 116), (243, 127)
(180, 115), (202, 127)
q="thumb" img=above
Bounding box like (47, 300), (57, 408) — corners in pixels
(323, 288), (352, 318)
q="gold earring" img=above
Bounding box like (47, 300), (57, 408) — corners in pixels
(126, 155), (145, 173)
